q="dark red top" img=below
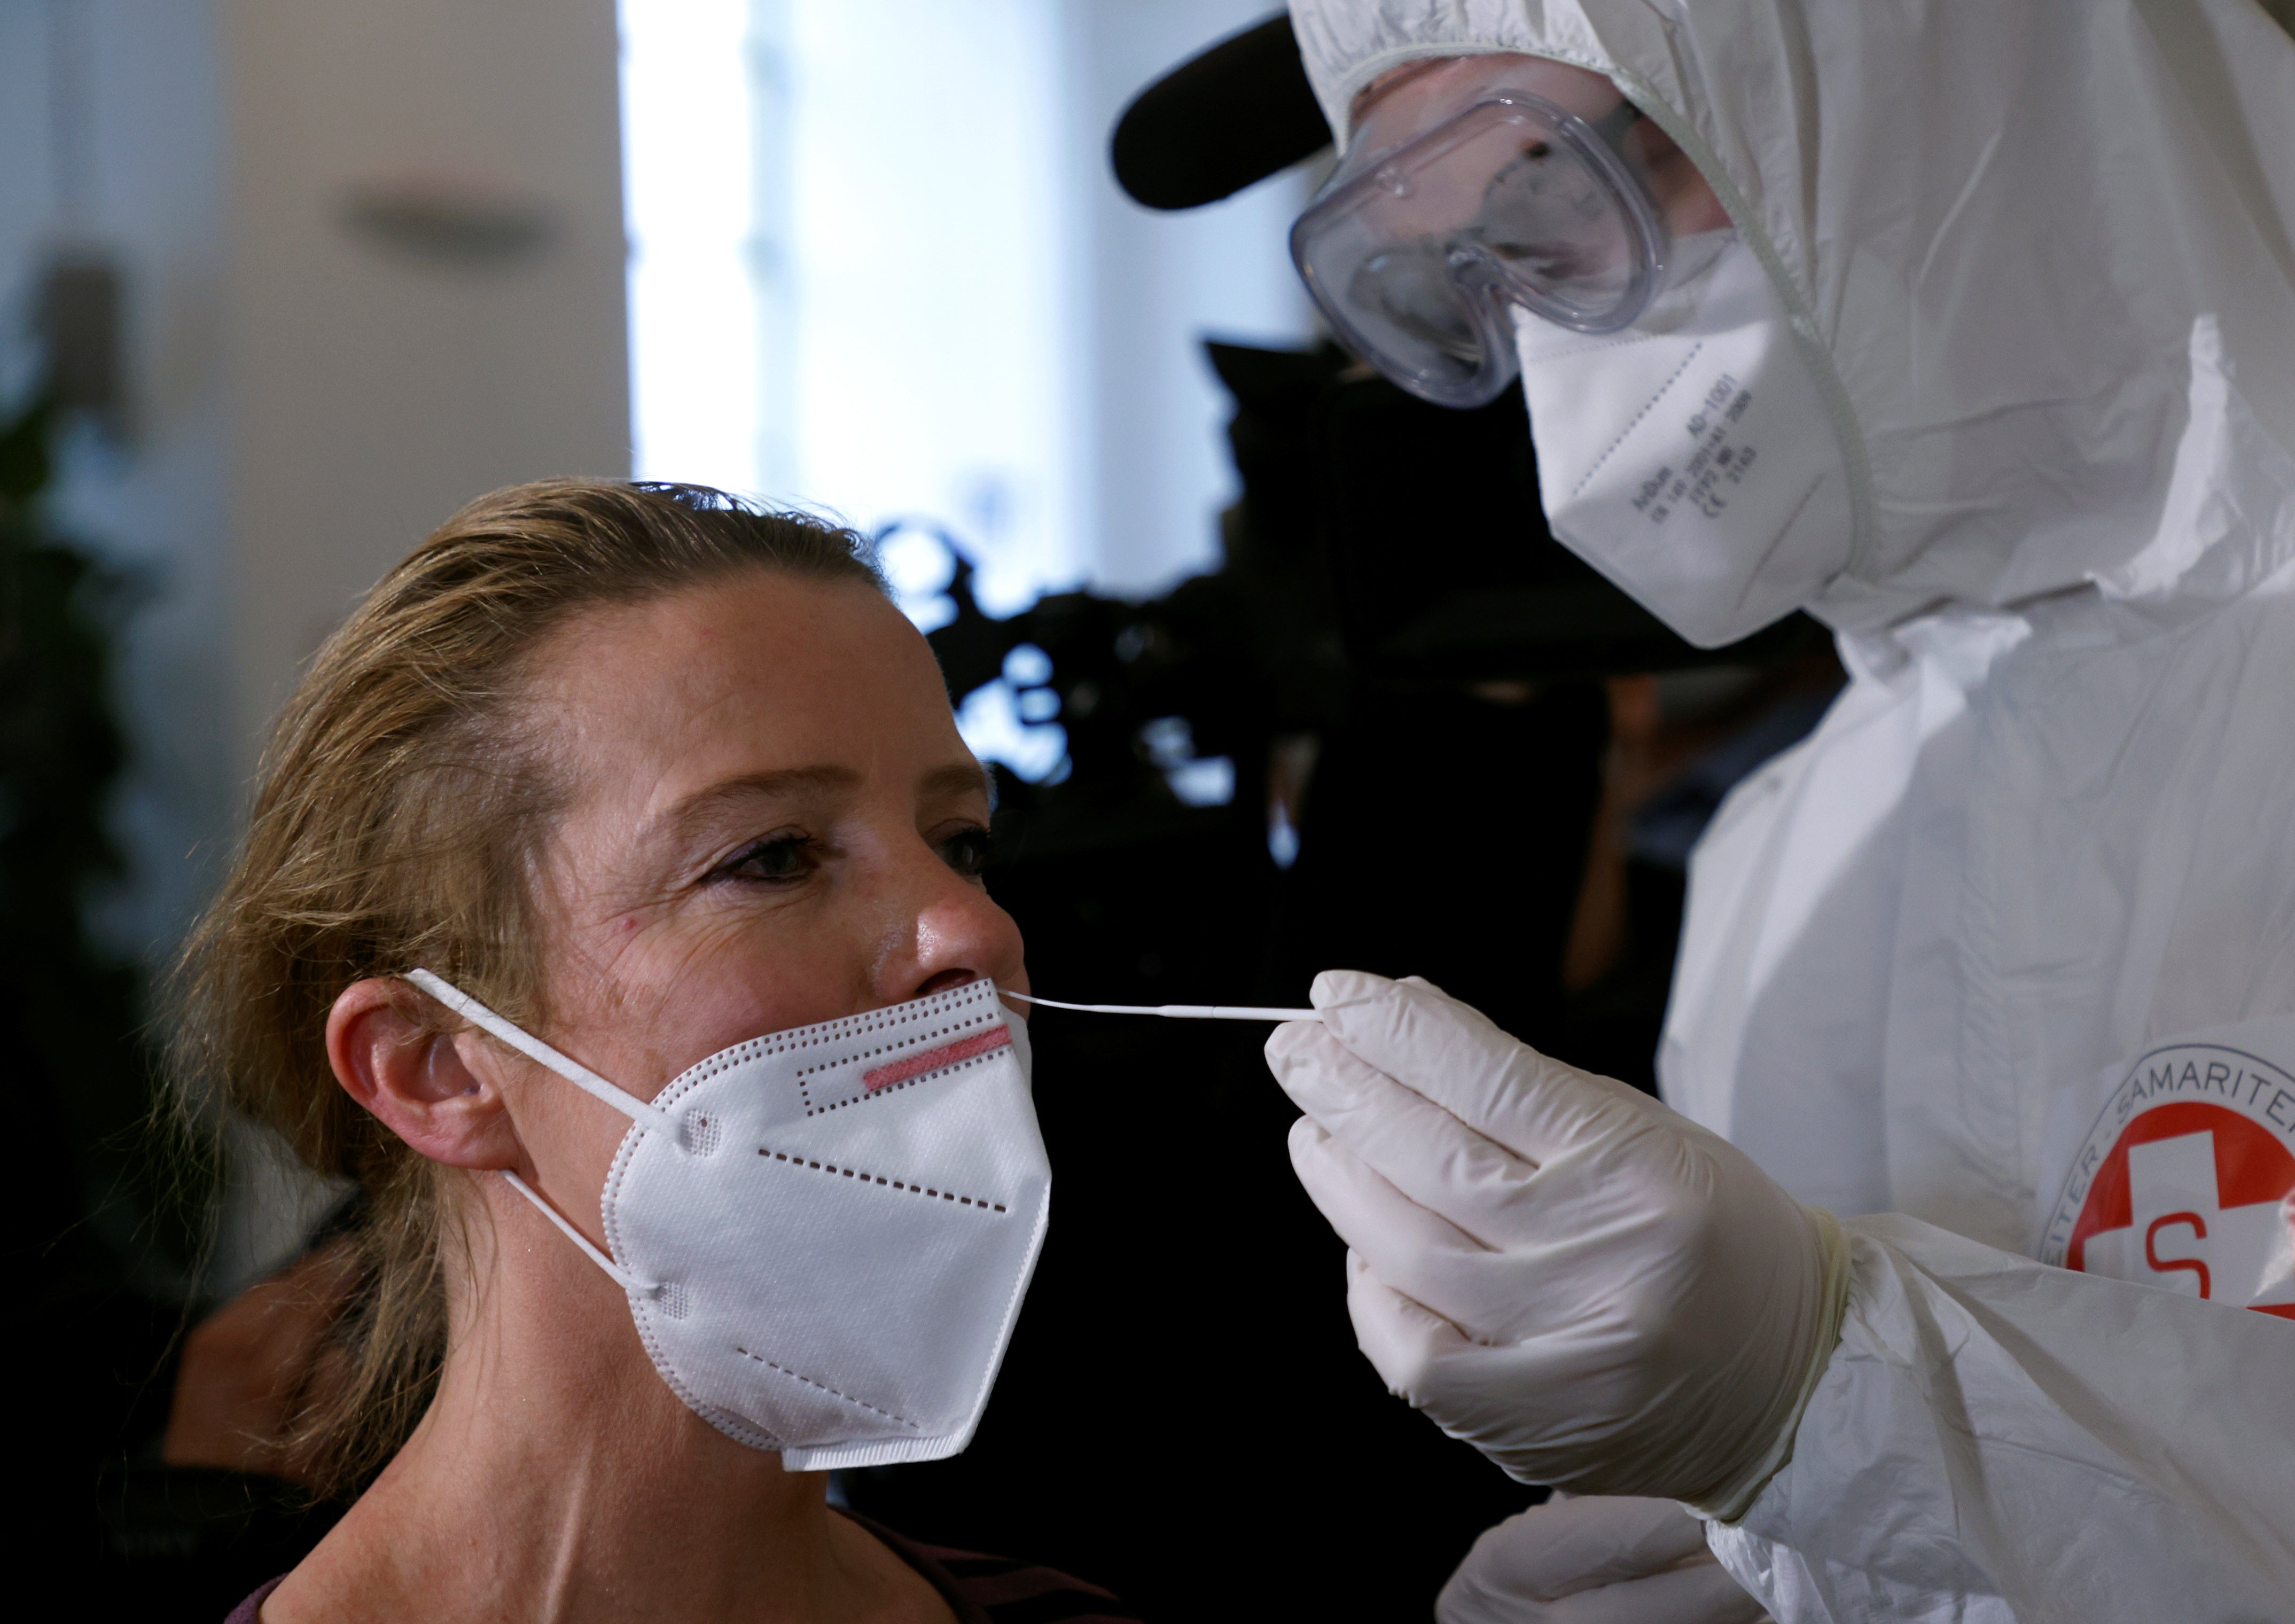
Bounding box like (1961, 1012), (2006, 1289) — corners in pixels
(223, 1509), (1138, 1623)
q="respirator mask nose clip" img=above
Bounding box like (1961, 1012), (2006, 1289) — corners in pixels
(1291, 64), (1670, 408)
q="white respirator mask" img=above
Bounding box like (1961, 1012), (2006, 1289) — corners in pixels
(1512, 230), (1855, 649)
(407, 970), (1051, 1471)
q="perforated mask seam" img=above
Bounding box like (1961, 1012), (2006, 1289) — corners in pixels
(735, 1349), (924, 1428)
(1567, 341), (1704, 500)
(755, 1145), (1010, 1212)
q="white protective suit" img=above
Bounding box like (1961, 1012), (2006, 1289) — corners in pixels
(1288, 0), (2295, 1618)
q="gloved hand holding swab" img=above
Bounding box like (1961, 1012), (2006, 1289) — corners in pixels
(1000, 990), (1319, 1022)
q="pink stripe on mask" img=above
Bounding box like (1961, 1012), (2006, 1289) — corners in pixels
(863, 1025), (1013, 1092)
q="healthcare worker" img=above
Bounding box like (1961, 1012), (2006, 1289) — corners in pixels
(1259, 1), (2295, 1619)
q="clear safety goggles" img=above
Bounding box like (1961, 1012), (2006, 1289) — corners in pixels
(1291, 59), (1672, 408)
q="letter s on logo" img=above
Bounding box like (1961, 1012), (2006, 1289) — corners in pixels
(2145, 1211), (2212, 1299)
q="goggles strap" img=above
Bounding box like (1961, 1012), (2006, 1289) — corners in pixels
(1589, 97), (1643, 152)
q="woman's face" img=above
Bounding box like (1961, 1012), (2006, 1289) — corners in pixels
(495, 568), (1024, 1201)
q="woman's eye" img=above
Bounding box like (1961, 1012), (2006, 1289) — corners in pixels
(939, 825), (992, 879)
(715, 834), (819, 886)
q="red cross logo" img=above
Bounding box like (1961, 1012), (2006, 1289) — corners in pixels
(2062, 1100), (2295, 1318)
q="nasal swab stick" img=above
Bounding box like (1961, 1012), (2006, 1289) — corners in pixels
(1000, 990), (1320, 1022)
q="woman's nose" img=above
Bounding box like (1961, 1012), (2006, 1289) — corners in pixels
(872, 841), (1026, 1004)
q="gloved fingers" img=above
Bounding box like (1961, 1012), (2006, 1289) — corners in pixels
(1437, 1557), (1769, 1624)
(1306, 970), (1657, 1164)
(1341, 1246), (1482, 1408)
(1450, 1496), (1713, 1599)
(1288, 1118), (1497, 1314)
(1292, 1116), (1583, 1346)
(1269, 1019), (1539, 1245)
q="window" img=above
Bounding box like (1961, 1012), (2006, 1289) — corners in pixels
(621, 0), (1313, 620)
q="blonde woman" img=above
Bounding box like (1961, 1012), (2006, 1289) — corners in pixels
(179, 481), (1132, 1624)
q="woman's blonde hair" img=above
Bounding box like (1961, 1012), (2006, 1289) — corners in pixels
(173, 480), (884, 1496)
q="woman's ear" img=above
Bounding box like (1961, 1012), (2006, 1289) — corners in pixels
(327, 978), (522, 1170)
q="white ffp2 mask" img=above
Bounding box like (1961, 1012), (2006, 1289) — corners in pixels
(1515, 234), (1855, 649)
(408, 971), (1051, 1471)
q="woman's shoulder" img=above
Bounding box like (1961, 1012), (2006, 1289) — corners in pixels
(905, 1543), (1142, 1624)
(841, 1510), (1144, 1624)
(223, 1577), (285, 1623)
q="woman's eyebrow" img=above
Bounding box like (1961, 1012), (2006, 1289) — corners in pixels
(919, 761), (995, 806)
(648, 766), (862, 844)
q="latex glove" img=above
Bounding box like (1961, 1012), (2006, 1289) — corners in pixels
(1438, 1496), (1771, 1624)
(1264, 972), (1849, 1513)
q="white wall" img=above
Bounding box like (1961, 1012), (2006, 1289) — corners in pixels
(224, 0), (633, 767)
(208, 0), (634, 1286)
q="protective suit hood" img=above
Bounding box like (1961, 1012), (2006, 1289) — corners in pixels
(1289, 0), (2295, 635)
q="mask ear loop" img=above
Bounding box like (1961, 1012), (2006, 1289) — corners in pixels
(405, 968), (677, 1137)
(500, 1169), (659, 1296)
(404, 967), (670, 1297)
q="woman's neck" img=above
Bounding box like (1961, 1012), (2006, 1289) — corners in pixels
(261, 1185), (954, 1624)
